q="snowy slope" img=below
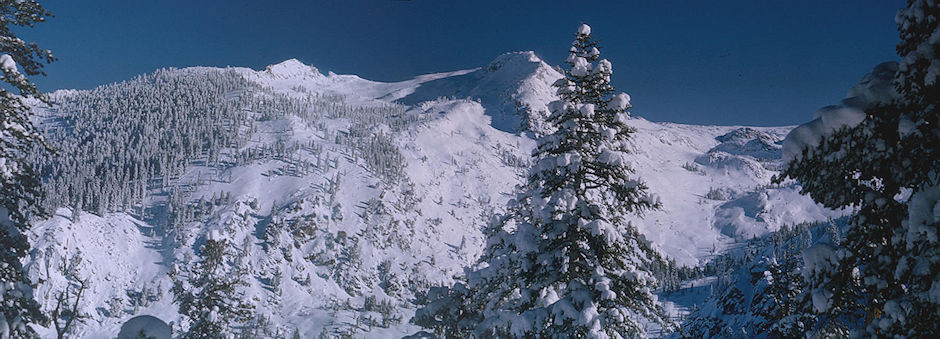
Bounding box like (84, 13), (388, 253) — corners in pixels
(23, 52), (842, 337)
(27, 210), (173, 338)
(396, 51), (559, 133)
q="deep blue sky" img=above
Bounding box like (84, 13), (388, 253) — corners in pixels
(22, 1), (902, 126)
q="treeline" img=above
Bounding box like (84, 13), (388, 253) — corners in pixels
(28, 68), (255, 216)
(682, 219), (845, 337)
(28, 67), (419, 219)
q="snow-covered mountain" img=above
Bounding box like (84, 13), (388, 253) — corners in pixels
(23, 52), (841, 337)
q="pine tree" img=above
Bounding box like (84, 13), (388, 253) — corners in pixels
(0, 1), (55, 336)
(172, 235), (254, 338)
(511, 22), (671, 338)
(416, 23), (672, 338)
(775, 1), (940, 336)
(885, 0), (940, 335)
(764, 243), (812, 338)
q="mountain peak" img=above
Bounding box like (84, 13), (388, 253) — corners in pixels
(483, 51), (546, 73)
(264, 58), (322, 79)
(396, 51), (560, 134)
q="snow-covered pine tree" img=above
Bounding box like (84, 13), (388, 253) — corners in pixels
(680, 224), (815, 337)
(415, 23), (672, 338)
(775, 1), (940, 336)
(172, 233), (254, 338)
(0, 0), (55, 336)
(886, 0), (940, 335)
(508, 22), (671, 338)
(763, 242), (813, 337)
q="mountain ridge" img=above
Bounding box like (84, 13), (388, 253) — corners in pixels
(22, 51), (842, 337)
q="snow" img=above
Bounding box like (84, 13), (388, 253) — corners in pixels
(782, 62), (899, 162)
(566, 53), (578, 64)
(802, 243), (837, 279)
(580, 103), (595, 117)
(713, 188), (844, 239)
(781, 105), (866, 163)
(842, 61), (899, 109)
(814, 105), (867, 133)
(117, 315), (171, 339)
(0, 314), (7, 339)
(578, 23), (591, 36)
(781, 118), (825, 162)
(616, 121), (838, 263)
(898, 116), (916, 136)
(397, 51), (562, 134)
(207, 229), (221, 241)
(610, 93), (631, 111)
(597, 148), (623, 166)
(927, 58), (940, 86)
(264, 58), (322, 80)
(21, 50), (846, 336)
(802, 243), (839, 312)
(587, 47), (600, 58)
(811, 289), (834, 314)
(906, 184), (940, 244)
(595, 59), (612, 75)
(27, 210), (170, 338)
(0, 158), (18, 180)
(0, 54), (17, 74)
(571, 56), (592, 77)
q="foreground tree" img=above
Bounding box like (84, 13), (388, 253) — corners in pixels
(415, 23), (672, 338)
(890, 1), (940, 335)
(0, 0), (55, 336)
(172, 234), (253, 338)
(776, 1), (939, 336)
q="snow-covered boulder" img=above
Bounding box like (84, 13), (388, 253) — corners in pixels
(117, 315), (171, 339)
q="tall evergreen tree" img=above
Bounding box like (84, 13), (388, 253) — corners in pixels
(885, 0), (940, 335)
(172, 235), (254, 339)
(775, 1), (940, 336)
(415, 23), (672, 338)
(763, 243), (813, 338)
(0, 0), (55, 336)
